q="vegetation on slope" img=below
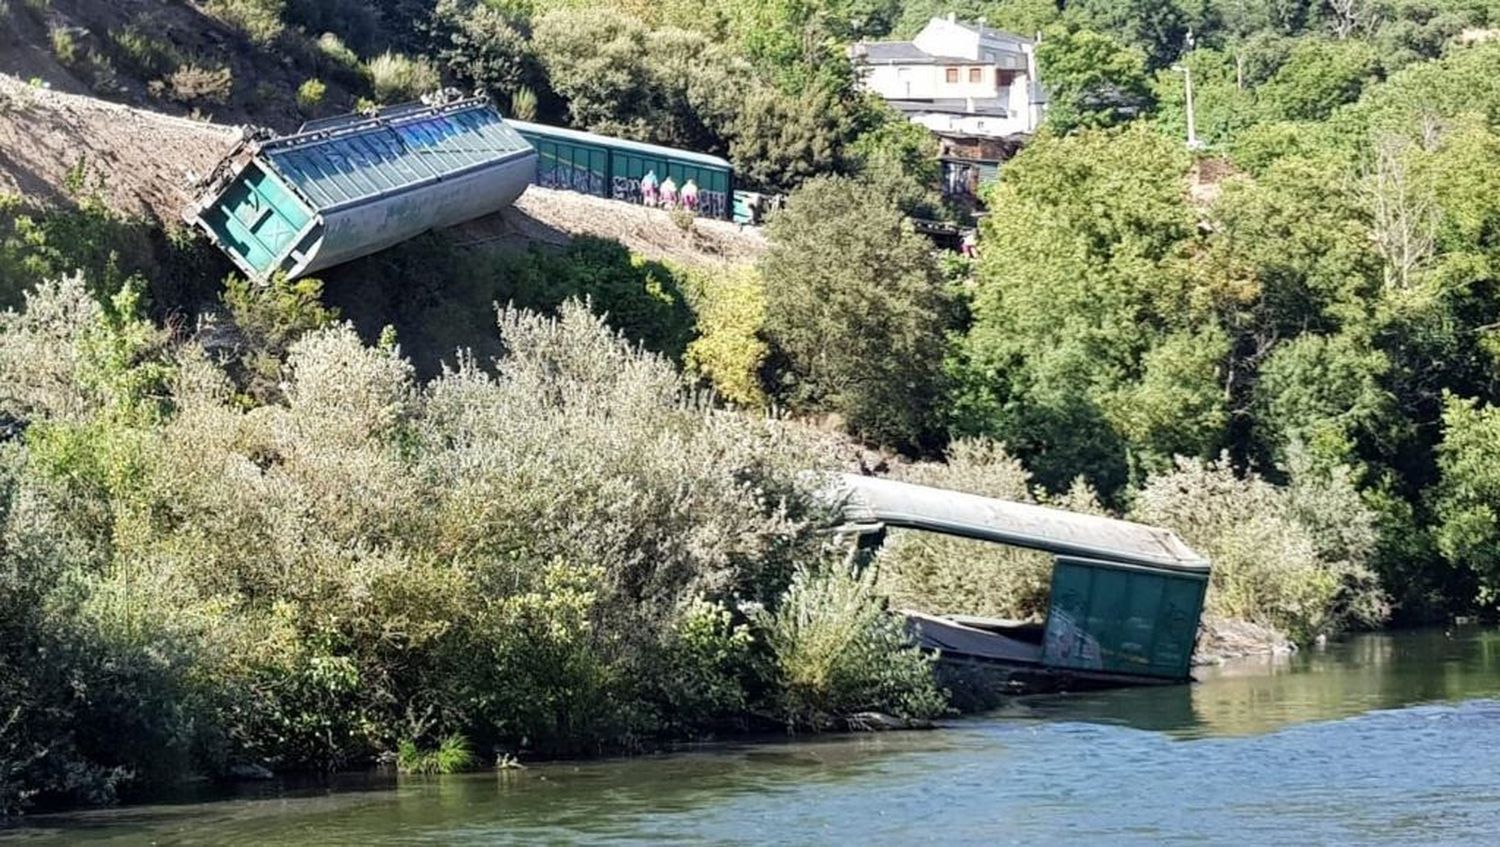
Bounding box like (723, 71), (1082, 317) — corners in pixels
(4, 0), (1500, 818)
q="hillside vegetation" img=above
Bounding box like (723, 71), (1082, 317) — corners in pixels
(3, 0), (1500, 819)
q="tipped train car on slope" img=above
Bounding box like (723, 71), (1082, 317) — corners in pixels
(185, 96), (536, 281)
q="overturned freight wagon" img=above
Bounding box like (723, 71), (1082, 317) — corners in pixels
(186, 98), (536, 280)
(822, 473), (1210, 695)
(508, 119), (735, 221)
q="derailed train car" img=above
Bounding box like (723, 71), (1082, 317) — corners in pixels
(185, 97), (536, 281)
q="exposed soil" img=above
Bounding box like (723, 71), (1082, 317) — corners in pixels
(454, 186), (767, 270)
(0, 72), (242, 220)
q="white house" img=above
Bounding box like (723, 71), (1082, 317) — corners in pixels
(851, 14), (1045, 139)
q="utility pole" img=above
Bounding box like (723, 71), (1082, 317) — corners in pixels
(1172, 29), (1203, 151)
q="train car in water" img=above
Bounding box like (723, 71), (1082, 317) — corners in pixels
(507, 119), (736, 221)
(820, 473), (1210, 701)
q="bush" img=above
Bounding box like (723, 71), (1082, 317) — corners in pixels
(396, 734), (474, 775)
(1130, 454), (1388, 642)
(296, 78), (327, 113)
(109, 26), (179, 78)
(682, 266), (768, 408)
(316, 32), (360, 72)
(49, 26), (80, 66)
(364, 52), (440, 104)
(877, 439), (1059, 620)
(152, 64), (234, 106)
(204, 0), (286, 44)
(0, 283), (851, 809)
(510, 85), (538, 121)
(758, 566), (945, 728)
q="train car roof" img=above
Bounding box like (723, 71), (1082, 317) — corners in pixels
(822, 473), (1210, 574)
(258, 99), (531, 213)
(507, 119), (733, 171)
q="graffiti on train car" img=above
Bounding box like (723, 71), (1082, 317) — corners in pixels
(698, 190), (728, 220)
(539, 164), (605, 196)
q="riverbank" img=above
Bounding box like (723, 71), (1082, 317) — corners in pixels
(7, 628), (1495, 845)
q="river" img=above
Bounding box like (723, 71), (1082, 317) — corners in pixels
(5, 627), (1498, 845)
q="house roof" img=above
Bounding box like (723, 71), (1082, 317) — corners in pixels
(857, 41), (973, 65)
(952, 19), (1034, 49)
(260, 99), (532, 212)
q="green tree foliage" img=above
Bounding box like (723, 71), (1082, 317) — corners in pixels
(953, 124), (1217, 494)
(2, 274), (953, 813)
(532, 11), (741, 153)
(1036, 24), (1156, 133)
(847, 109), (943, 217)
(430, 0), (539, 103)
(1073, 0), (1190, 70)
(760, 177), (950, 450)
(877, 439), (1061, 620)
(1255, 37), (1381, 121)
(1131, 454), (1387, 641)
(758, 565), (945, 728)
(1434, 395), (1500, 603)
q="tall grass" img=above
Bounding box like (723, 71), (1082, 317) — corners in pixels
(365, 52), (439, 104)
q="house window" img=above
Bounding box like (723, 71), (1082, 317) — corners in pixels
(969, 67), (982, 83)
(997, 69), (1018, 87)
(945, 67), (959, 83)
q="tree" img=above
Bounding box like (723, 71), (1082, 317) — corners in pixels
(730, 77), (864, 190)
(1074, 0), (1190, 70)
(431, 0), (539, 104)
(760, 177), (950, 450)
(1035, 25), (1155, 133)
(1255, 37), (1380, 121)
(953, 124), (1213, 494)
(847, 108), (942, 216)
(531, 10), (745, 154)
(1434, 394), (1500, 608)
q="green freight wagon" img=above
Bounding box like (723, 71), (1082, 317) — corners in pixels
(822, 473), (1211, 692)
(507, 120), (735, 221)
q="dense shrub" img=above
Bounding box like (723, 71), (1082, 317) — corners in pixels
(296, 78), (327, 112)
(2, 278), (934, 814)
(1130, 454), (1388, 642)
(681, 266), (768, 408)
(108, 26), (180, 79)
(762, 560), (948, 725)
(759, 566), (945, 728)
(151, 64), (235, 106)
(761, 177), (950, 451)
(204, 0), (287, 44)
(877, 440), (1061, 621)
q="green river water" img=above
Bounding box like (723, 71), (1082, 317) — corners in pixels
(5, 627), (1499, 845)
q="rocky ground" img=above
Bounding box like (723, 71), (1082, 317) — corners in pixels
(1193, 616), (1297, 665)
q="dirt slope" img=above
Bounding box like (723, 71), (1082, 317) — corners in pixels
(458, 187), (766, 270)
(0, 72), (242, 220)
